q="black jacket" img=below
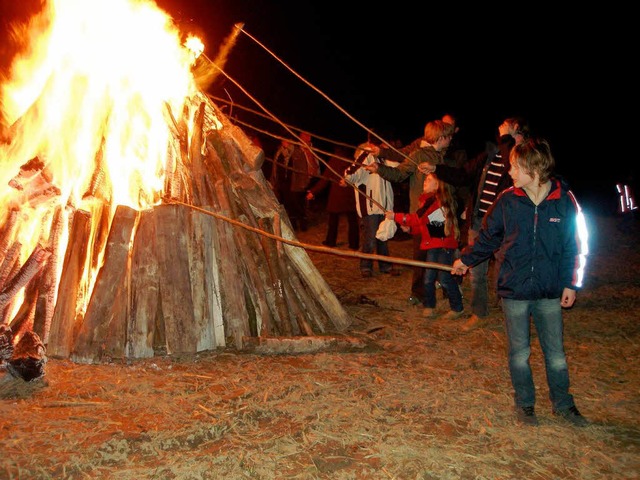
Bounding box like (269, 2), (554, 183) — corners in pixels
(460, 177), (588, 300)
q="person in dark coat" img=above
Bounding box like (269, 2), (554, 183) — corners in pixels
(307, 145), (359, 250)
(452, 137), (589, 428)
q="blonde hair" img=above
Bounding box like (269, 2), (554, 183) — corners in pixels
(510, 137), (555, 184)
(428, 173), (460, 240)
(423, 120), (451, 144)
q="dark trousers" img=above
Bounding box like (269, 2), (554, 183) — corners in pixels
(286, 190), (308, 230)
(325, 211), (360, 249)
(360, 213), (393, 273)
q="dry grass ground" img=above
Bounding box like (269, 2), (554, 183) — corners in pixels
(1, 206), (639, 480)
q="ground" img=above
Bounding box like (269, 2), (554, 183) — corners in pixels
(1, 206), (639, 480)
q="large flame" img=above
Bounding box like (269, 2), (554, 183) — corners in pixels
(0, 0), (205, 329)
(1, 0), (199, 209)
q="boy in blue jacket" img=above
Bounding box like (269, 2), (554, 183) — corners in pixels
(452, 138), (589, 427)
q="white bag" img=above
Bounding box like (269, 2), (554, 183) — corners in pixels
(376, 218), (397, 241)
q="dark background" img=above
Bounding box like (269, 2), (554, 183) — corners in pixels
(1, 0), (633, 212)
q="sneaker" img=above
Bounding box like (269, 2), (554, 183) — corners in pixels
(516, 406), (539, 426)
(408, 296), (422, 306)
(460, 314), (480, 332)
(554, 405), (589, 427)
(441, 310), (465, 320)
(361, 270), (373, 278)
(422, 308), (437, 318)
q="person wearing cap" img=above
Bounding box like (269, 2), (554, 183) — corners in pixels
(344, 141), (400, 277)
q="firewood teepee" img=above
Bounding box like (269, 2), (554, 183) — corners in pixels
(0, 1), (354, 364)
(1, 89), (353, 363)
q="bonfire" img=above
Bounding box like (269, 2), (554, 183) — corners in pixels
(0, 0), (351, 369)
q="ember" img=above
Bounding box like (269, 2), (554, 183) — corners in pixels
(0, 0), (351, 365)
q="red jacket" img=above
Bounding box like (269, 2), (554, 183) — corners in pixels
(394, 194), (458, 250)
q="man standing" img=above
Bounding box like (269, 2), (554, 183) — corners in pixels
(366, 120), (453, 305)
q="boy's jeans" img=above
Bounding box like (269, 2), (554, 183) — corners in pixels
(502, 298), (575, 412)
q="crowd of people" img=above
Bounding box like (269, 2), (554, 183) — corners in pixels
(259, 113), (590, 429)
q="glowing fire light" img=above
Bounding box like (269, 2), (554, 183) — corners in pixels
(0, 0), (211, 334)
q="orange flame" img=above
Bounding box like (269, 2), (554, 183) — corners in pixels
(1, 0), (200, 211)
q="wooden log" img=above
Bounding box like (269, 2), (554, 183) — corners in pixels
(257, 215), (289, 336)
(34, 205), (65, 342)
(189, 101), (211, 206)
(7, 270), (41, 336)
(0, 208), (19, 259)
(47, 210), (91, 358)
(154, 204), (198, 355)
(216, 107), (264, 172)
(280, 220), (352, 332)
(241, 335), (373, 355)
(227, 180), (277, 337)
(0, 242), (21, 290)
(185, 206), (225, 351)
(127, 208), (159, 358)
(211, 180), (250, 349)
(72, 205), (137, 363)
(87, 200), (111, 274)
(0, 245), (51, 314)
(282, 261), (327, 335)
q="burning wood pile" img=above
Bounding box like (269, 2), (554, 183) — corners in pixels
(0, 0), (351, 366)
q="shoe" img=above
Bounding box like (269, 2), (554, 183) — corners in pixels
(516, 406), (539, 426)
(460, 314), (480, 332)
(361, 270), (373, 278)
(441, 310), (465, 320)
(554, 406), (589, 427)
(422, 308), (437, 318)
(408, 296), (422, 306)
(321, 241), (336, 247)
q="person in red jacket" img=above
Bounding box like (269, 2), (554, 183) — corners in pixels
(386, 172), (463, 319)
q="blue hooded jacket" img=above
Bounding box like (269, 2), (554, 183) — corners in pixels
(460, 177), (588, 300)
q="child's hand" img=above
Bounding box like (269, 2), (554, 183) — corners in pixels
(418, 162), (436, 175)
(385, 210), (394, 220)
(364, 163), (379, 173)
(561, 288), (576, 308)
(451, 259), (468, 276)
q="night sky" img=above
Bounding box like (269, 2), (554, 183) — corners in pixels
(1, 1), (633, 209)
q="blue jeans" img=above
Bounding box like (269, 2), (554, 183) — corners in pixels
(502, 298), (575, 412)
(360, 213), (392, 273)
(423, 248), (463, 312)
